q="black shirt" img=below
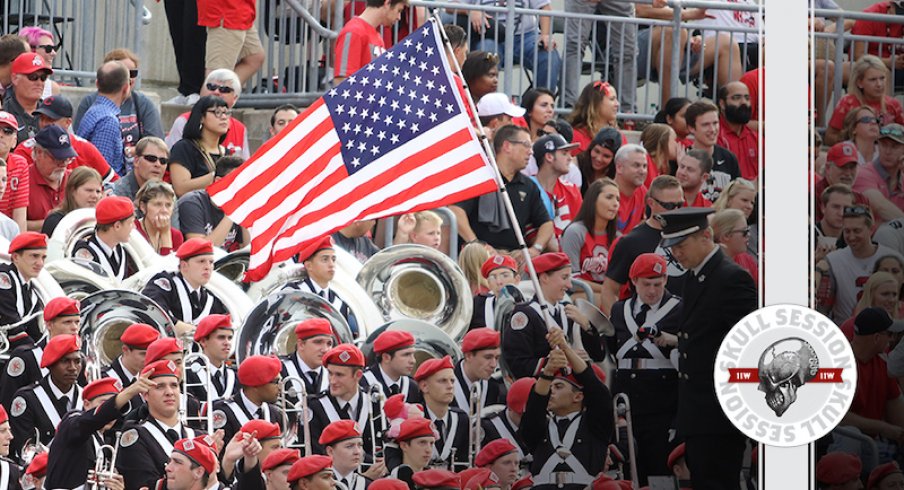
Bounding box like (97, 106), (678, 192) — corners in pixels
(605, 222), (687, 293)
(703, 145), (741, 202)
(169, 139), (220, 179)
(178, 190), (244, 252)
(3, 88), (40, 144)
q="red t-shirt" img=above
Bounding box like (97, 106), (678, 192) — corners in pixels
(828, 94), (904, 132)
(718, 116), (760, 181)
(197, 0), (255, 29)
(571, 126), (629, 157)
(740, 67), (763, 121)
(27, 165), (69, 221)
(547, 179), (583, 237)
(852, 2), (903, 59)
(851, 354), (901, 420)
(618, 186), (646, 235)
(15, 135), (118, 186)
(0, 153), (29, 218)
(734, 252), (758, 288)
(689, 192), (712, 208)
(644, 154), (660, 189)
(576, 229), (617, 283)
(678, 137), (694, 149)
(334, 17), (386, 79)
(346, 3), (417, 48)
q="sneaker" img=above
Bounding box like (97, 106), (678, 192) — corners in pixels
(185, 93), (200, 105)
(164, 94), (188, 105)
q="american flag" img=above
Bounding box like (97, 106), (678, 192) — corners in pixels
(209, 20), (497, 282)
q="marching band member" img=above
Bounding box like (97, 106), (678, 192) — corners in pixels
(309, 345), (382, 461)
(72, 195), (137, 282)
(359, 330), (421, 403)
(0, 232), (47, 344)
(321, 420), (385, 489)
(473, 440), (521, 490)
(285, 236), (359, 336)
(281, 318), (334, 395)
(462, 468), (502, 490)
(413, 357), (468, 470)
(608, 253), (682, 485)
(101, 322), (160, 388)
(450, 328), (506, 413)
(0, 406), (22, 490)
(510, 475), (532, 490)
(520, 328), (613, 489)
(502, 253), (605, 379)
(0, 296), (80, 409)
(470, 255), (520, 330)
(164, 436), (222, 490)
(9, 334), (83, 460)
(388, 418), (435, 486)
(145, 337), (186, 372)
(141, 238), (228, 337)
(411, 469), (459, 489)
(367, 479), (407, 490)
(260, 448), (301, 490)
(286, 455), (336, 490)
(212, 355), (284, 446)
(666, 443), (692, 490)
(480, 377), (533, 463)
(45, 374), (154, 489)
(187, 314), (237, 402)
(225, 420), (281, 488)
(23, 452), (47, 490)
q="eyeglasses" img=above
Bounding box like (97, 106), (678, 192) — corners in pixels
(858, 116), (881, 125)
(25, 72), (49, 82)
(206, 83), (235, 94)
(652, 197), (684, 210)
(33, 44), (56, 54)
(843, 205), (871, 218)
(206, 108), (233, 118)
(880, 126), (904, 139)
(140, 154), (169, 165)
(0, 127), (16, 136)
(729, 227), (750, 237)
(507, 139), (532, 148)
(129, 69), (139, 79)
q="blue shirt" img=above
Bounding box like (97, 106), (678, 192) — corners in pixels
(76, 95), (125, 175)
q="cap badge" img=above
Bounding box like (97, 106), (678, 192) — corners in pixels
(58, 134), (69, 145)
(493, 256), (504, 265)
(31, 56), (42, 66)
(183, 439), (195, 450)
(339, 351), (351, 363)
(843, 145), (853, 156)
(545, 141), (555, 151)
(653, 263), (663, 274)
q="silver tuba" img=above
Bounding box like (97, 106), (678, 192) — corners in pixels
(47, 208), (159, 270)
(357, 245), (473, 341)
(214, 247), (251, 291)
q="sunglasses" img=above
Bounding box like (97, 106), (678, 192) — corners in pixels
(129, 69), (139, 79)
(140, 154), (169, 165)
(652, 197), (684, 210)
(207, 108), (233, 118)
(857, 116), (880, 125)
(843, 205), (871, 218)
(206, 83), (235, 94)
(880, 126), (904, 138)
(730, 227), (750, 237)
(25, 72), (49, 82)
(0, 127), (15, 136)
(33, 44), (56, 54)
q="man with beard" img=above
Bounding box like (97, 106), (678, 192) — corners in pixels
(717, 82), (759, 182)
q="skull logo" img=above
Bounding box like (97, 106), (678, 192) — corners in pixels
(757, 338), (819, 417)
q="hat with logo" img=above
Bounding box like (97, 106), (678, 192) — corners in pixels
(480, 255), (517, 279)
(657, 207), (716, 248)
(854, 307), (894, 335)
(592, 127), (623, 154)
(12, 53), (52, 75)
(318, 420), (363, 446)
(476, 92), (526, 118)
(34, 125), (77, 160)
(533, 134), (579, 164)
(40, 334), (81, 367)
(629, 253), (668, 280)
(879, 124), (904, 145)
(174, 437), (217, 475)
(321, 343), (365, 368)
(0, 111), (19, 131)
(82, 377), (122, 401)
(142, 359), (180, 379)
(826, 141), (859, 167)
(396, 417), (435, 442)
(34, 95), (74, 120)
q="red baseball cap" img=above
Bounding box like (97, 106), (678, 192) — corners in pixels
(194, 314), (233, 342)
(294, 318), (334, 340)
(8, 231), (47, 254)
(121, 323), (160, 349)
(176, 238), (214, 260)
(174, 437), (217, 474)
(238, 355), (282, 387)
(12, 53), (52, 75)
(298, 236), (334, 263)
(142, 359), (180, 379)
(144, 338), (184, 365)
(25, 452), (48, 477)
(0, 111), (19, 131)
(826, 141), (858, 168)
(318, 420), (362, 446)
(40, 334), (81, 368)
(262, 448), (300, 472)
(396, 417), (435, 442)
(287, 455), (332, 483)
(506, 377), (535, 416)
(412, 469), (459, 489)
(474, 439), (517, 467)
(82, 377), (123, 402)
(240, 420), (281, 440)
(461, 328), (500, 353)
(95, 196), (135, 225)
(322, 344), (365, 368)
(480, 255), (517, 279)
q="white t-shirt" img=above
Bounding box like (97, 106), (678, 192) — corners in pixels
(697, 0), (763, 44)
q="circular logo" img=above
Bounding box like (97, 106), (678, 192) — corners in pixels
(715, 304), (857, 447)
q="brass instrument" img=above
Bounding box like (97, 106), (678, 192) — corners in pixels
(359, 319), (463, 371)
(87, 432), (121, 490)
(20, 428), (47, 465)
(366, 384), (386, 465)
(467, 383), (482, 467)
(279, 375), (312, 457)
(613, 393), (639, 489)
(182, 351), (215, 433)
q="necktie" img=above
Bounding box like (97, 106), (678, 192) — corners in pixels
(190, 290), (200, 305)
(435, 419), (445, 440)
(556, 417), (571, 439)
(308, 370), (319, 387)
(635, 304), (651, 326)
(255, 408), (264, 420)
(341, 478), (350, 489)
(166, 429), (180, 443)
(213, 370), (223, 390)
(60, 396), (70, 411)
(341, 403), (352, 419)
(389, 384), (401, 396)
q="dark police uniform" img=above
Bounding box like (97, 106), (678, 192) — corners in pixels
(141, 271), (228, 324)
(609, 292), (682, 484)
(0, 338), (47, 409)
(282, 278), (359, 336)
(502, 297), (605, 379)
(72, 234), (135, 281)
(450, 359), (506, 413)
(280, 352), (329, 395)
(307, 390), (385, 458)
(359, 365), (422, 405)
(9, 377), (82, 460)
(185, 357), (237, 402)
(116, 418), (202, 490)
(210, 391), (284, 449)
(425, 406), (469, 471)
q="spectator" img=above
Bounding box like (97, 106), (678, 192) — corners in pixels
(459, 241), (492, 295)
(332, 0), (408, 85)
(814, 141), (870, 223)
(675, 150), (712, 208)
(332, 220), (381, 263)
(528, 117), (583, 188)
(40, 166), (104, 236)
(840, 271), (903, 340)
(875, 255), (904, 300)
(717, 81), (759, 181)
(869, 463), (904, 490)
(268, 104), (299, 138)
(461, 51), (499, 103)
(697, 0), (760, 73)
(162, 0), (207, 103)
(450, 125), (553, 253)
(840, 105), (880, 165)
(561, 178), (619, 295)
(826, 56), (904, 146)
(875, 216), (904, 258)
(18, 27), (60, 98)
(112, 137), (169, 201)
(169, 95), (230, 197)
(613, 144), (649, 235)
(199, 0), (266, 85)
(814, 184), (854, 251)
(5, 52), (52, 144)
(17, 95), (118, 187)
(640, 123), (680, 180)
(569, 81), (620, 156)
(853, 124), (904, 224)
(654, 97), (693, 148)
(136, 180), (183, 256)
(0, 160), (18, 241)
(520, 89), (556, 142)
(576, 127), (621, 196)
(740, 66), (764, 130)
(443, 24), (469, 71)
(713, 177), (758, 258)
(393, 211), (444, 249)
(176, 155), (247, 252)
(685, 100), (740, 202)
(476, 92), (524, 141)
(531, 134), (582, 241)
(164, 69), (250, 159)
(852, 1), (904, 88)
(26, 125), (75, 231)
(0, 111), (28, 232)
(73, 49), (165, 170)
(0, 35), (28, 99)
(712, 208), (757, 286)
(76, 61), (131, 176)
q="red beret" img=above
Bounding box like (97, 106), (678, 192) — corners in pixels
(82, 377), (123, 401)
(318, 419), (362, 446)
(177, 238), (214, 260)
(461, 328), (500, 353)
(474, 439), (517, 467)
(95, 196), (135, 225)
(506, 377), (535, 416)
(238, 355), (282, 387)
(412, 469), (460, 489)
(322, 344), (365, 368)
(287, 455), (333, 483)
(25, 452), (48, 477)
(298, 236), (334, 263)
(369, 479), (410, 490)
(240, 419), (281, 440)
(629, 253), (668, 280)
(457, 468), (484, 490)
(539, 362), (606, 388)
(144, 338), (184, 365)
(816, 452), (862, 485)
(592, 479), (632, 490)
(194, 314), (233, 341)
(43, 296), (79, 322)
(142, 359), (180, 378)
(463, 468), (500, 490)
(8, 231), (47, 254)
(414, 355), (454, 381)
(174, 437), (217, 474)
(480, 255), (517, 279)
(384, 393), (406, 419)
(511, 475), (532, 490)
(41, 334), (81, 368)
(295, 318), (334, 340)
(0, 405), (8, 425)
(396, 417), (436, 442)
(868, 462), (902, 489)
(373, 330), (415, 354)
(667, 442), (686, 469)
(121, 323), (160, 349)
(262, 448), (301, 472)
(532, 252), (570, 274)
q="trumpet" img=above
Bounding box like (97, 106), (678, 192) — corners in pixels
(613, 393), (638, 489)
(467, 383), (482, 467)
(279, 376), (312, 456)
(87, 432), (121, 489)
(182, 351), (215, 433)
(20, 428), (47, 465)
(366, 384), (386, 463)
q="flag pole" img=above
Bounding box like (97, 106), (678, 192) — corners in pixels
(432, 14), (560, 333)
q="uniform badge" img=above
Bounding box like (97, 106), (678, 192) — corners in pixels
(183, 439), (196, 450)
(0, 272), (11, 290)
(518, 191), (527, 202)
(10, 396), (26, 417)
(114, 379), (123, 391)
(510, 312), (528, 330)
(6, 358), (24, 377)
(121, 429), (139, 447)
(155, 277), (172, 292)
(339, 351), (351, 363)
(75, 248), (94, 261)
(213, 410), (227, 429)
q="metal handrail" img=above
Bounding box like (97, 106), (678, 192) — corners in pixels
(285, 0), (339, 39)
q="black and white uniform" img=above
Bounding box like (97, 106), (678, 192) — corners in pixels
(141, 271), (228, 324)
(280, 352), (330, 395)
(450, 360), (506, 412)
(0, 458), (22, 490)
(100, 357), (143, 413)
(425, 407), (469, 471)
(0, 263), (43, 347)
(185, 357), (237, 402)
(481, 410), (530, 462)
(0, 338), (47, 409)
(358, 365), (422, 404)
(9, 377), (83, 460)
(308, 390), (385, 459)
(210, 391), (284, 448)
(116, 417), (201, 490)
(72, 234), (133, 282)
(469, 294), (498, 330)
(333, 469), (371, 490)
(282, 278), (359, 336)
